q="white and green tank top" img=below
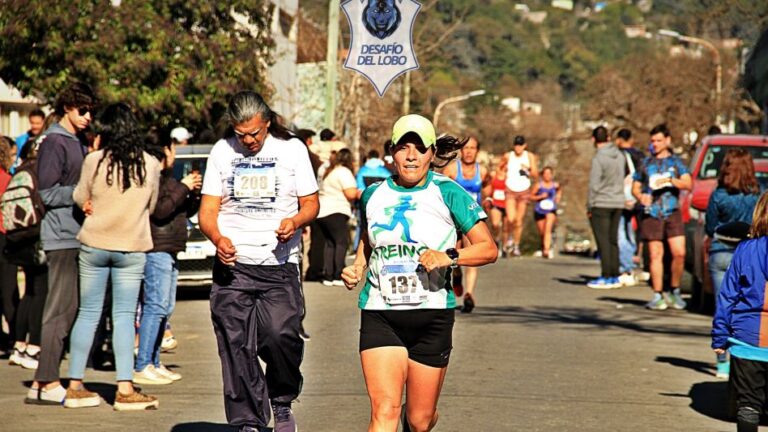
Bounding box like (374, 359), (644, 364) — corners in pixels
(359, 171), (487, 310)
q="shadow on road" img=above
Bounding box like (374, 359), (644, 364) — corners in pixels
(655, 356), (716, 376)
(468, 305), (710, 337)
(553, 274), (595, 286)
(177, 286), (212, 301)
(170, 423), (237, 432)
(688, 381), (733, 423)
(597, 296), (649, 307)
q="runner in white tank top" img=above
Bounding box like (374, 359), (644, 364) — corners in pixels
(504, 135), (538, 257)
(505, 149), (532, 192)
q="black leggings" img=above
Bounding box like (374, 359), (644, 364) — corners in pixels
(15, 265), (48, 346)
(0, 234), (19, 345)
(317, 213), (350, 281)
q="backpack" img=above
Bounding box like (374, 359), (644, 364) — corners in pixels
(1, 160), (45, 243)
(623, 152), (637, 210)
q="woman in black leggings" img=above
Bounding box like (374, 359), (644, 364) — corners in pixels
(316, 149), (357, 286)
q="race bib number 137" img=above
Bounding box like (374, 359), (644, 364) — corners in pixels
(379, 263), (429, 305)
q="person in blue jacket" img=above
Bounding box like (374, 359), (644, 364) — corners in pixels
(705, 149), (761, 378)
(712, 191), (768, 432)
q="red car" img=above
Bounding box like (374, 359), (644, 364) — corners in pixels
(683, 135), (768, 311)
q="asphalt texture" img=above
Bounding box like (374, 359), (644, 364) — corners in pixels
(2, 254), (734, 431)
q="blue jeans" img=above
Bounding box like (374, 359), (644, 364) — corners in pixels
(68, 245), (145, 382)
(618, 213), (637, 274)
(136, 252), (178, 371)
(709, 250), (735, 299)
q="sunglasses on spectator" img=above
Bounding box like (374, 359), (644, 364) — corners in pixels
(76, 106), (93, 116)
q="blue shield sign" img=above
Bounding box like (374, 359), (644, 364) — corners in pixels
(342, 0), (421, 97)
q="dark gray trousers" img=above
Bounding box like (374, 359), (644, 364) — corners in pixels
(210, 261), (304, 428)
(35, 249), (79, 383)
(590, 207), (622, 278)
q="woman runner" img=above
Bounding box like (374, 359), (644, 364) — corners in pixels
(342, 114), (497, 431)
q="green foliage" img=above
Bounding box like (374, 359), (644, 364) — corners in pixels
(0, 0), (274, 132)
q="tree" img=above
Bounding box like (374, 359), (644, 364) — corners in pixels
(0, 0), (275, 133)
(583, 50), (749, 150)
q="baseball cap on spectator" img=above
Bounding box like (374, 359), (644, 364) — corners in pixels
(513, 135), (526, 145)
(170, 127), (192, 143)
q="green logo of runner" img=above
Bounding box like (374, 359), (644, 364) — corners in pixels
(372, 195), (417, 243)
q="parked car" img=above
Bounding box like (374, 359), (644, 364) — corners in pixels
(682, 135), (768, 311)
(172, 144), (215, 286)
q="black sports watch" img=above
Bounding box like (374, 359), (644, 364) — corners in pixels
(446, 248), (459, 268)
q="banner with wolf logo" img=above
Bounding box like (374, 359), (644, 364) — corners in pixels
(341, 0), (421, 97)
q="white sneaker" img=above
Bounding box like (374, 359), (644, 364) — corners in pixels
(25, 384), (67, 405)
(321, 280), (334, 287)
(331, 280), (345, 287)
(133, 365), (174, 385)
(9, 347), (24, 366)
(637, 271), (651, 282)
(618, 273), (637, 287)
(20, 351), (39, 370)
(155, 364), (182, 381)
(160, 335), (178, 352)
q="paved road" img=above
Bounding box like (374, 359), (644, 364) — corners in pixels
(2, 255), (732, 431)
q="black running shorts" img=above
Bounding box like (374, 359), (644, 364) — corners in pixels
(359, 309), (455, 368)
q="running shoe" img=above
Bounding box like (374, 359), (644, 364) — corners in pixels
(503, 241), (514, 258)
(667, 288), (687, 310)
(113, 390), (159, 411)
(321, 280), (334, 287)
(637, 271), (651, 282)
(512, 246), (522, 257)
(618, 273), (637, 287)
(645, 293), (668, 310)
(272, 403), (297, 432)
(63, 386), (101, 409)
(716, 361), (730, 379)
(331, 280), (345, 287)
(461, 293), (475, 313)
(586, 277), (621, 289)
(25, 384), (67, 405)
(133, 365), (174, 385)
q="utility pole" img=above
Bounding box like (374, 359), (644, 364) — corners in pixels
(325, 0), (340, 130)
(402, 71), (411, 114)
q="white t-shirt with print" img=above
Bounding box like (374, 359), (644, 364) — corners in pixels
(201, 135), (318, 265)
(358, 171), (487, 310)
(318, 166), (356, 219)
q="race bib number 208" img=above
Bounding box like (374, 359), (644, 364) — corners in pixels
(234, 167), (276, 199)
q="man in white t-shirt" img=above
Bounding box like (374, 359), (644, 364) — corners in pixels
(199, 91), (319, 432)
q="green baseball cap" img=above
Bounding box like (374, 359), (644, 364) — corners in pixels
(391, 114), (437, 148)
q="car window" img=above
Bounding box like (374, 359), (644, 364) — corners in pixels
(698, 145), (768, 179)
(173, 156), (208, 181)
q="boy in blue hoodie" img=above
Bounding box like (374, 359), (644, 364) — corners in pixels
(712, 191), (768, 432)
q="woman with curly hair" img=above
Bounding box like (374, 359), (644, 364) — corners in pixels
(64, 103), (162, 410)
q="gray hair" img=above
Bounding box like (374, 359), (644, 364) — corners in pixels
(227, 91), (273, 125)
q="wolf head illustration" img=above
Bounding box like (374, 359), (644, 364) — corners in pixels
(363, 0), (401, 40)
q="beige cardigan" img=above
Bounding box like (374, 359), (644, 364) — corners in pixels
(73, 150), (161, 252)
